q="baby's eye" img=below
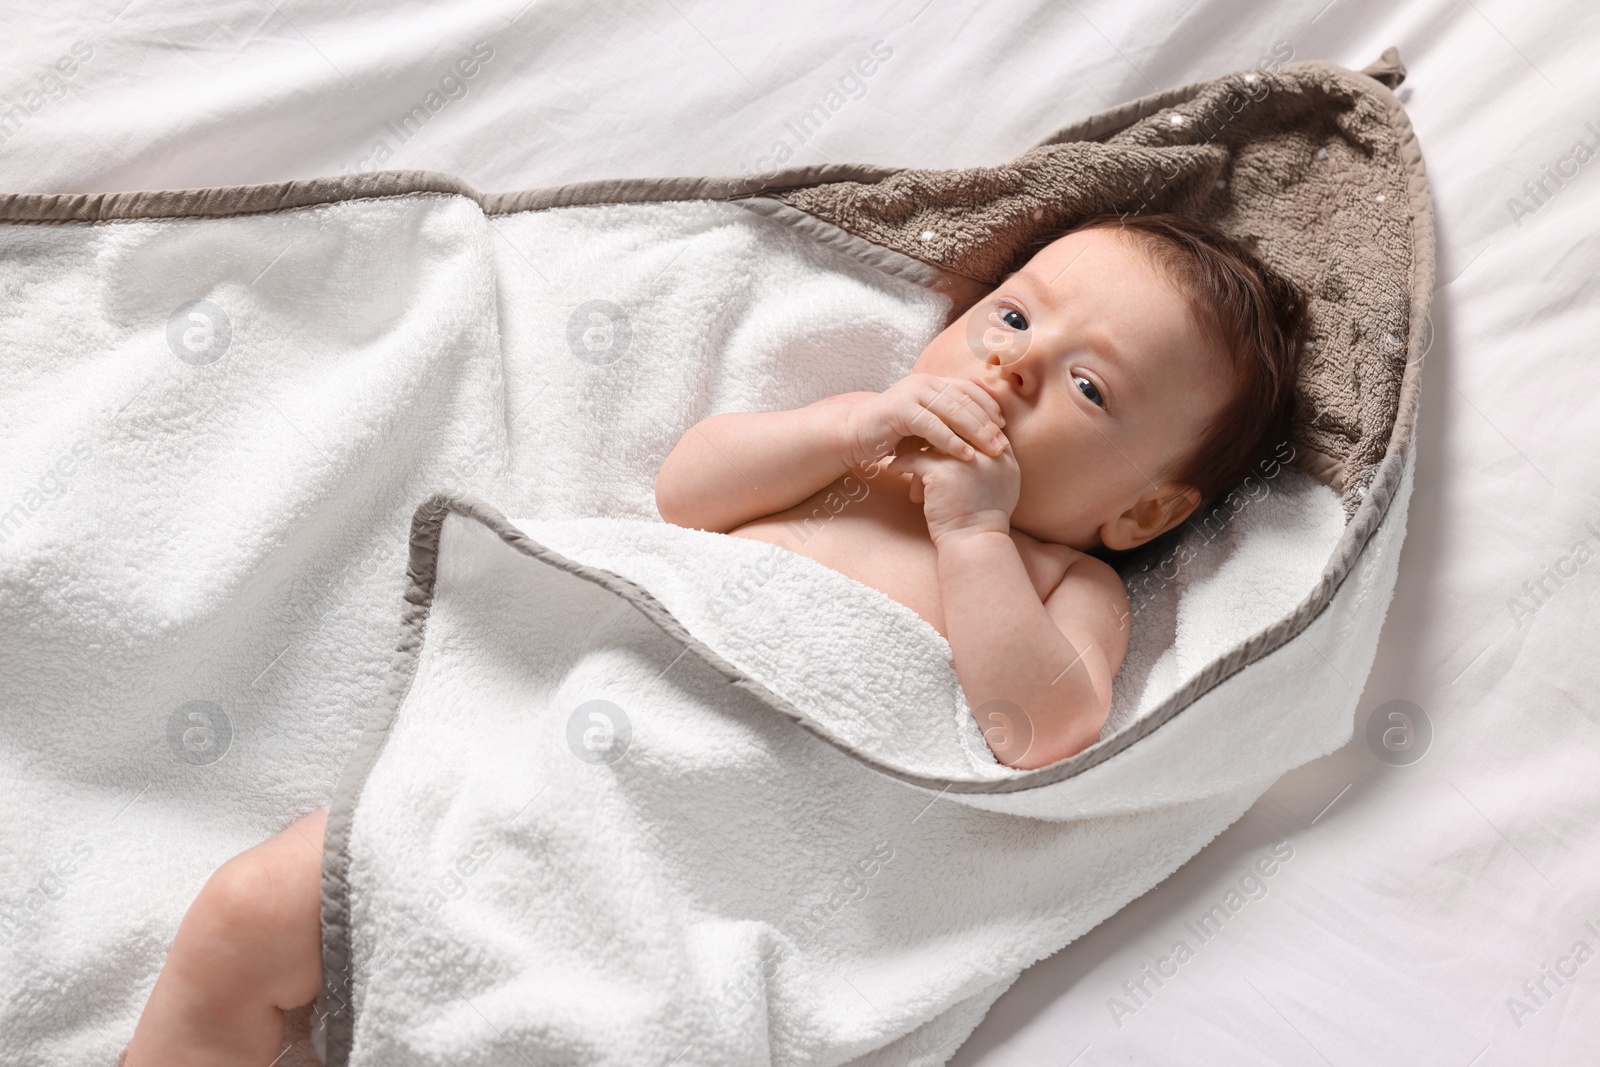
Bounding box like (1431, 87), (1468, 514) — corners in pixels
(999, 308), (1028, 331)
(1074, 374), (1105, 408)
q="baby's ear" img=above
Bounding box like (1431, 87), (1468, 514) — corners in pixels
(1162, 484), (1203, 531)
(1099, 484), (1201, 551)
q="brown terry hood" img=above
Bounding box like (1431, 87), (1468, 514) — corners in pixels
(769, 49), (1433, 513)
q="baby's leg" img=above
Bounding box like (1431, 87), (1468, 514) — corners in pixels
(124, 807), (327, 1067)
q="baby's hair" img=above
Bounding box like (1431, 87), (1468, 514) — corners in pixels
(1008, 212), (1306, 513)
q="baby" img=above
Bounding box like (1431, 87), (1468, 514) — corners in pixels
(660, 210), (1303, 768)
(122, 212), (1302, 1065)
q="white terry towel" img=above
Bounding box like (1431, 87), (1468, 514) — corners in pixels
(314, 457), (1397, 1065)
(0, 187), (1375, 1066)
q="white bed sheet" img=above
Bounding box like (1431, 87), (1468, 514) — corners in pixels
(3, 1), (1596, 1064)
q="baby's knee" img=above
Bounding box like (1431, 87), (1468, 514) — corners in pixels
(191, 813), (326, 948)
(174, 847), (321, 1001)
(290, 806), (329, 845)
(190, 853), (289, 950)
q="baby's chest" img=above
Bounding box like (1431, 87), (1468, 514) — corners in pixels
(793, 511), (950, 633)
(730, 488), (1069, 640)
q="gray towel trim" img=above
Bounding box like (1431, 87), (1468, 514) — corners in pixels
(0, 166), (905, 225)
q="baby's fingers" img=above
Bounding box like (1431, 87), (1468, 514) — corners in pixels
(887, 448), (929, 475)
(950, 378), (1005, 430)
(905, 406), (977, 459)
(887, 450), (930, 501)
(931, 380), (1005, 446)
(915, 383), (1005, 457)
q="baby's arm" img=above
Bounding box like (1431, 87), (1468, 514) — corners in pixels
(655, 392), (871, 533)
(886, 437), (1127, 768)
(656, 376), (1006, 533)
(937, 530), (1128, 768)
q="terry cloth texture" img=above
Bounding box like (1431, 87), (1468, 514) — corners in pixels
(309, 52), (1430, 1067)
(316, 461), (1407, 1065)
(771, 49), (1426, 509)
(0, 49), (1430, 1067)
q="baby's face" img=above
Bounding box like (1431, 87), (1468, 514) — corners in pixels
(912, 226), (1232, 550)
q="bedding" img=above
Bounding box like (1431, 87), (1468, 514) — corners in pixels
(4, 1), (1591, 1064)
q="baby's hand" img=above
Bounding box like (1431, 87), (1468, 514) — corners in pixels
(839, 374), (1007, 471)
(888, 434), (1021, 545)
